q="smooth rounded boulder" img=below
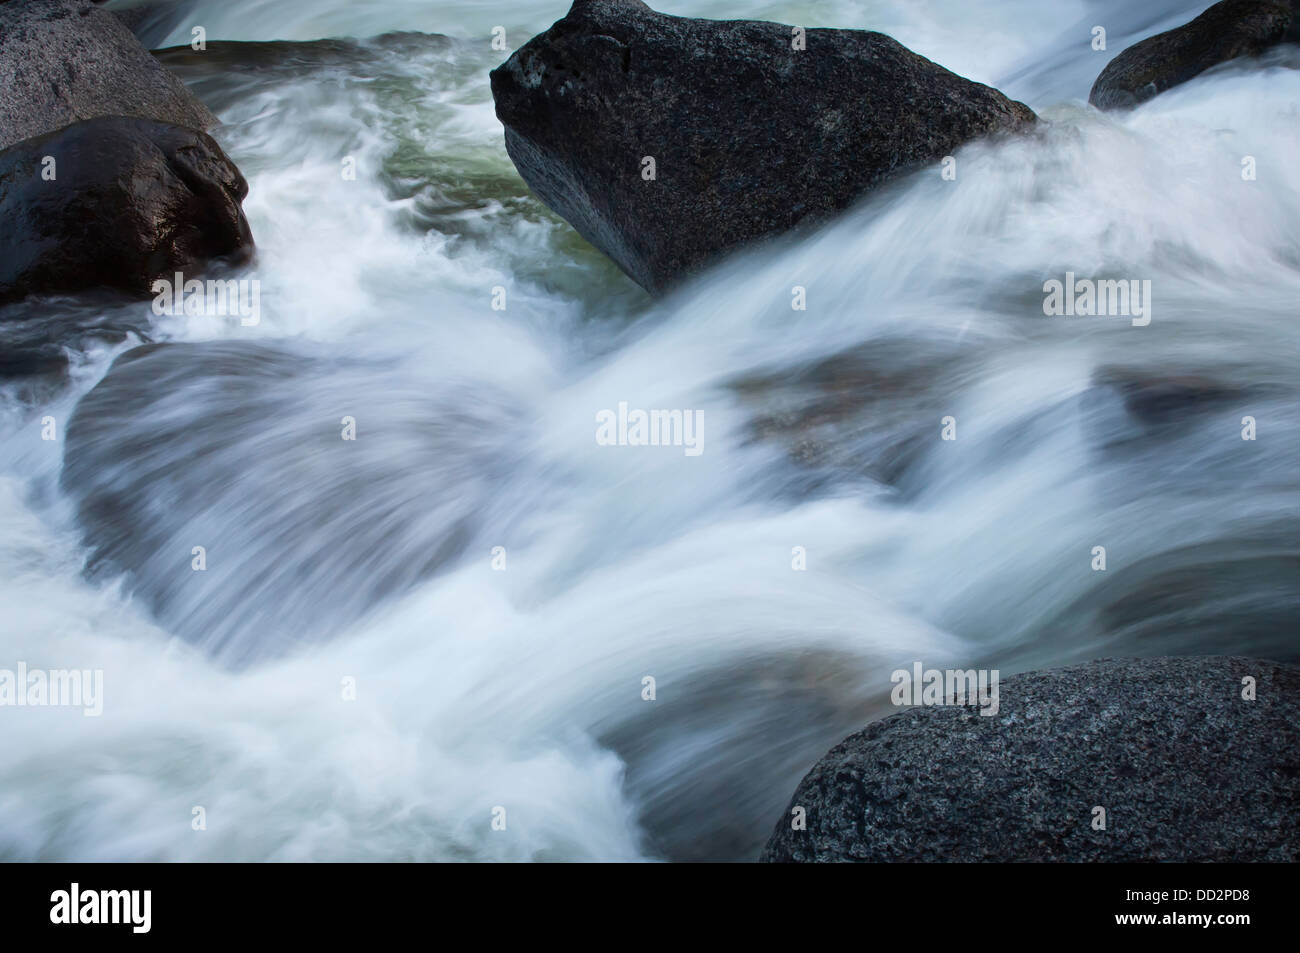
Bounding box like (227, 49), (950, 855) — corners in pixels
(1090, 0), (1300, 109)
(0, 0), (216, 150)
(60, 339), (511, 667)
(490, 0), (1035, 295)
(761, 656), (1299, 862)
(0, 116), (253, 307)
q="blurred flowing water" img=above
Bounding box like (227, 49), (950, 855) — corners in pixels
(0, 0), (1297, 860)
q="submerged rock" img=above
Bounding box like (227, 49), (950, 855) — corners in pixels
(1089, 0), (1300, 109)
(61, 340), (519, 667)
(154, 32), (454, 76)
(0, 301), (152, 384)
(490, 0), (1035, 294)
(0, 116), (252, 307)
(1088, 365), (1249, 436)
(762, 656), (1299, 862)
(0, 0), (215, 150)
(732, 340), (964, 493)
(152, 32), (455, 115)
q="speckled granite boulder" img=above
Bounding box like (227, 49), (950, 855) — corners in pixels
(0, 0), (215, 150)
(491, 0), (1035, 294)
(762, 656), (1299, 862)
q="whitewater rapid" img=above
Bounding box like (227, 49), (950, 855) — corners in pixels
(1, 0), (1297, 860)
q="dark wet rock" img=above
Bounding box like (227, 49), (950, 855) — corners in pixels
(0, 116), (252, 307)
(490, 0), (1035, 294)
(0, 0), (215, 150)
(1089, 0), (1300, 109)
(762, 656), (1299, 862)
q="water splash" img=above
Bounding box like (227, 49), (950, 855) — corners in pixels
(2, 0), (1297, 860)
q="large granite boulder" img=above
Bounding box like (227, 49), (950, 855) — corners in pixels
(1090, 0), (1300, 109)
(762, 656), (1299, 862)
(491, 0), (1035, 295)
(0, 0), (215, 150)
(0, 116), (252, 306)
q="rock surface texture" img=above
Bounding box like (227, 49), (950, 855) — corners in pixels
(761, 656), (1299, 862)
(491, 0), (1035, 294)
(0, 0), (216, 150)
(0, 116), (252, 306)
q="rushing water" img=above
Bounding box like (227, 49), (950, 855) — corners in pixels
(1, 0), (1298, 861)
